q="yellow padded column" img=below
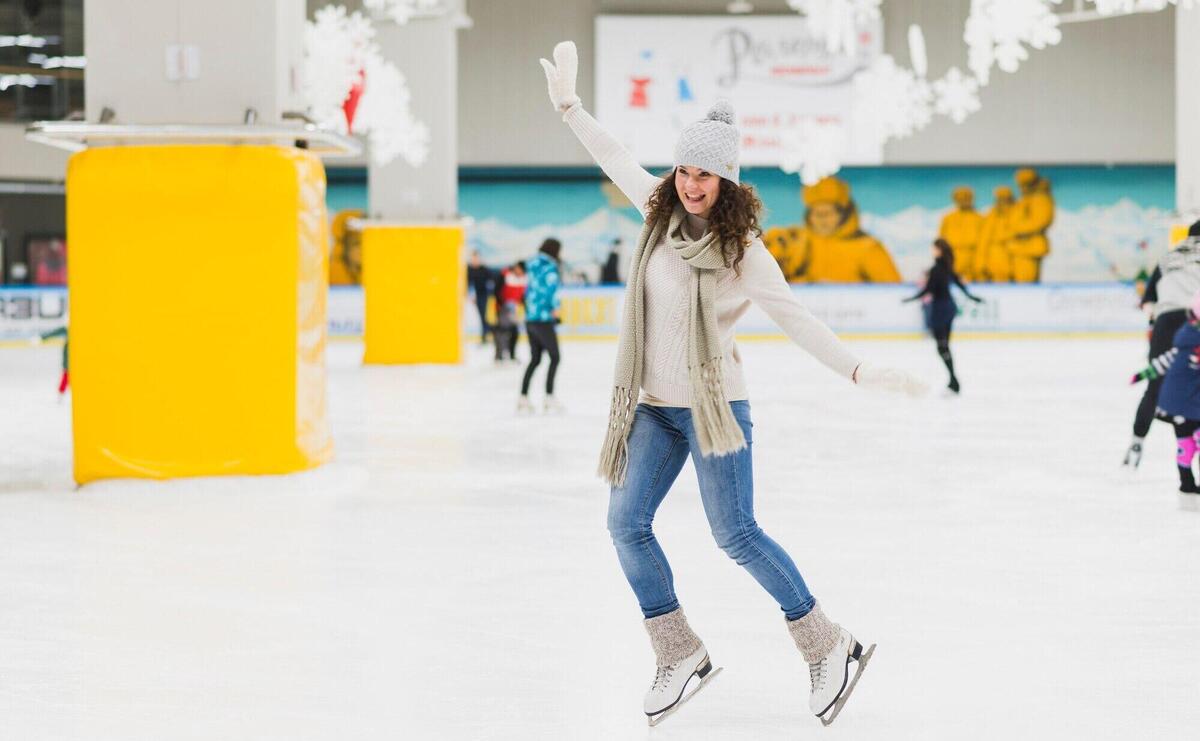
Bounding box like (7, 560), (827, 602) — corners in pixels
(361, 225), (464, 364)
(68, 145), (333, 484)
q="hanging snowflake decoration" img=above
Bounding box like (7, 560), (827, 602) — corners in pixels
(964, 0), (1062, 86)
(303, 5), (374, 130)
(786, 0), (881, 55)
(1088, 0), (1194, 13)
(852, 54), (933, 145)
(302, 4), (429, 167)
(932, 67), (982, 124)
(779, 119), (849, 186)
(362, 0), (443, 24)
(353, 53), (430, 168)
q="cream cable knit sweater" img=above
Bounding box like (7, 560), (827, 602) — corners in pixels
(563, 105), (861, 406)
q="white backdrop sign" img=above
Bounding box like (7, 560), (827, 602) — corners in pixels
(594, 14), (883, 167)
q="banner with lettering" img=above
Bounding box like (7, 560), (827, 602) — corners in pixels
(594, 14), (884, 166)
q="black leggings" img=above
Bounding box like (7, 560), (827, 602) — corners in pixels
(521, 321), (560, 395)
(932, 326), (957, 389)
(1134, 310), (1188, 438)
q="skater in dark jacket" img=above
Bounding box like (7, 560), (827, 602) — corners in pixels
(1131, 290), (1200, 510)
(466, 251), (495, 344)
(904, 238), (982, 395)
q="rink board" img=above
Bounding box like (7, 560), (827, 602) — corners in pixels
(1, 283), (1145, 343)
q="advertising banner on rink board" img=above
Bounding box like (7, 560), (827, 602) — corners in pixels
(1, 285), (1145, 342)
(594, 14), (884, 167)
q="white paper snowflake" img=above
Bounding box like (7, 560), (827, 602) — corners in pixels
(302, 4), (429, 167)
(964, 0), (1062, 85)
(353, 54), (431, 167)
(852, 54), (933, 145)
(362, 0), (442, 24)
(779, 119), (849, 185)
(786, 0), (881, 55)
(302, 6), (374, 130)
(933, 67), (982, 124)
(1088, 0), (1194, 13)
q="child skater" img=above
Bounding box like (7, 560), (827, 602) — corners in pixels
(1131, 291), (1200, 511)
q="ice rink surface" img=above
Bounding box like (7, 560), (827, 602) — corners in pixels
(3, 336), (1199, 740)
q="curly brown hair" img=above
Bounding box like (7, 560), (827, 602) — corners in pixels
(644, 169), (764, 273)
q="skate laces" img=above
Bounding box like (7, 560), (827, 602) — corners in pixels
(809, 660), (828, 690)
(652, 664), (675, 691)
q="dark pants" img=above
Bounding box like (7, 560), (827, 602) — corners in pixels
(928, 299), (958, 390)
(473, 292), (490, 341)
(521, 321), (560, 395)
(1134, 309), (1188, 438)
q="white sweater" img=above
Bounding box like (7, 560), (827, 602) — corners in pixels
(563, 105), (861, 406)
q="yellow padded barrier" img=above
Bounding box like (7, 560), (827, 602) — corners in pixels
(68, 145), (333, 484)
(361, 225), (464, 364)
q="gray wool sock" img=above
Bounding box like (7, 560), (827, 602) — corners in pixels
(786, 602), (841, 664)
(644, 608), (704, 666)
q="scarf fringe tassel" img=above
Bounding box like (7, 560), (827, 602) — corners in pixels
(598, 386), (636, 486)
(690, 360), (746, 457)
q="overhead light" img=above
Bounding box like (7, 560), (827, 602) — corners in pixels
(727, 1), (754, 13)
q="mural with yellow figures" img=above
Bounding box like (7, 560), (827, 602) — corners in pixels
(764, 176), (901, 283)
(321, 164), (1170, 287)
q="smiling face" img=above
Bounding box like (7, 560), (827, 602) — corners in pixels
(674, 165), (721, 218)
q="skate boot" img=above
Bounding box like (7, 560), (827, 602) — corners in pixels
(516, 395), (534, 415)
(642, 608), (722, 726)
(787, 603), (875, 727)
(1123, 437), (1144, 468)
(543, 395), (565, 414)
(1180, 492), (1200, 511)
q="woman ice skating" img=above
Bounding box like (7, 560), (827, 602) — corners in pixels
(1130, 290), (1200, 511)
(904, 238), (983, 396)
(540, 41), (927, 727)
(518, 238), (564, 414)
(1124, 220), (1200, 468)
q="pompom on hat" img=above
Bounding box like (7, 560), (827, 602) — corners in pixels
(673, 100), (740, 184)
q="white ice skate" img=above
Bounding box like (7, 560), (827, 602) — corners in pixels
(516, 396), (534, 415)
(644, 645), (722, 727)
(808, 628), (874, 727)
(1180, 492), (1200, 511)
(543, 395), (565, 415)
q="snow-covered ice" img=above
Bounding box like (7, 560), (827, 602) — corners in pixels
(2, 336), (1198, 740)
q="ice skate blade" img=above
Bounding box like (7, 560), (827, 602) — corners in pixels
(818, 643), (875, 727)
(646, 666), (723, 727)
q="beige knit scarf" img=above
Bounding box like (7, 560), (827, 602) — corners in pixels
(598, 204), (746, 486)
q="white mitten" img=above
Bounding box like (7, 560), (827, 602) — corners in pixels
(539, 41), (581, 113)
(854, 362), (929, 398)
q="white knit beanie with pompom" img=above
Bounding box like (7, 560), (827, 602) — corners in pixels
(673, 100), (740, 184)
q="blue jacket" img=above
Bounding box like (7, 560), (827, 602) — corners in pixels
(1157, 321), (1200, 421)
(523, 253), (561, 323)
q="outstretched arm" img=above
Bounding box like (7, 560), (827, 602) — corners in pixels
(739, 243), (927, 396)
(952, 272), (983, 302)
(739, 243), (861, 379)
(1131, 347), (1178, 384)
(540, 41), (660, 217)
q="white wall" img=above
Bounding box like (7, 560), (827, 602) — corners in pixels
(457, 0), (1175, 166)
(1177, 5), (1200, 214)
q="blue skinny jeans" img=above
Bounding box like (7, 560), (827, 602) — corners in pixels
(606, 401), (817, 621)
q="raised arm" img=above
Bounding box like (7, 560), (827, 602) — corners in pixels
(540, 41), (660, 217)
